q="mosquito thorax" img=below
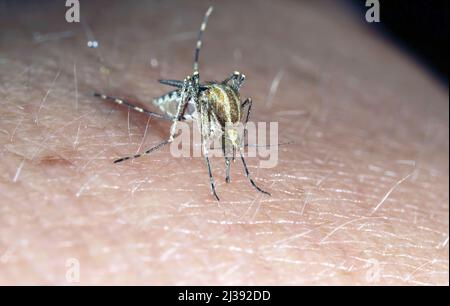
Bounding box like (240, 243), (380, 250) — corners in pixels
(203, 83), (241, 126)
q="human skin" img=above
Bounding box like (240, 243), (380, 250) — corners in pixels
(0, 0), (448, 285)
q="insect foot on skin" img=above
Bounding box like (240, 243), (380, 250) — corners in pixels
(93, 6), (270, 201)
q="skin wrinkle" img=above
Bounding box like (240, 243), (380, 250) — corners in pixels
(0, 0), (448, 285)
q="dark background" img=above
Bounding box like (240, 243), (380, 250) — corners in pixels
(349, 0), (449, 84)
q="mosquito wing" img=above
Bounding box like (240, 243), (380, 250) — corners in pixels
(152, 90), (197, 121)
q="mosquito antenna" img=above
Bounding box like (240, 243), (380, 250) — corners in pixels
(193, 6), (214, 73)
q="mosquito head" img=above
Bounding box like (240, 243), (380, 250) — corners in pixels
(222, 71), (246, 93)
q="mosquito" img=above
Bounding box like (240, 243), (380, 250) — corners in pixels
(94, 6), (270, 201)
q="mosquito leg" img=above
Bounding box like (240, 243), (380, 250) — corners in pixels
(241, 98), (252, 124)
(240, 150), (270, 196)
(225, 157), (231, 183)
(221, 134), (232, 183)
(205, 153), (220, 201)
(93, 93), (171, 120)
(169, 75), (193, 141)
(240, 98), (270, 195)
(114, 74), (193, 163)
(114, 139), (171, 163)
(241, 98), (253, 146)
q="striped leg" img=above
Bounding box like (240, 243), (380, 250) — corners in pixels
(114, 139), (170, 163)
(239, 98), (269, 195)
(239, 150), (270, 196)
(205, 151), (220, 201)
(193, 6), (213, 73)
(222, 134), (232, 183)
(93, 93), (171, 120)
(169, 75), (193, 141)
(114, 76), (193, 163)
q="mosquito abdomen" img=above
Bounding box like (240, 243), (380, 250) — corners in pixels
(152, 90), (197, 120)
(152, 90), (181, 119)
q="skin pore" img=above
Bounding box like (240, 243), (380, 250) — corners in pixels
(0, 0), (448, 285)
